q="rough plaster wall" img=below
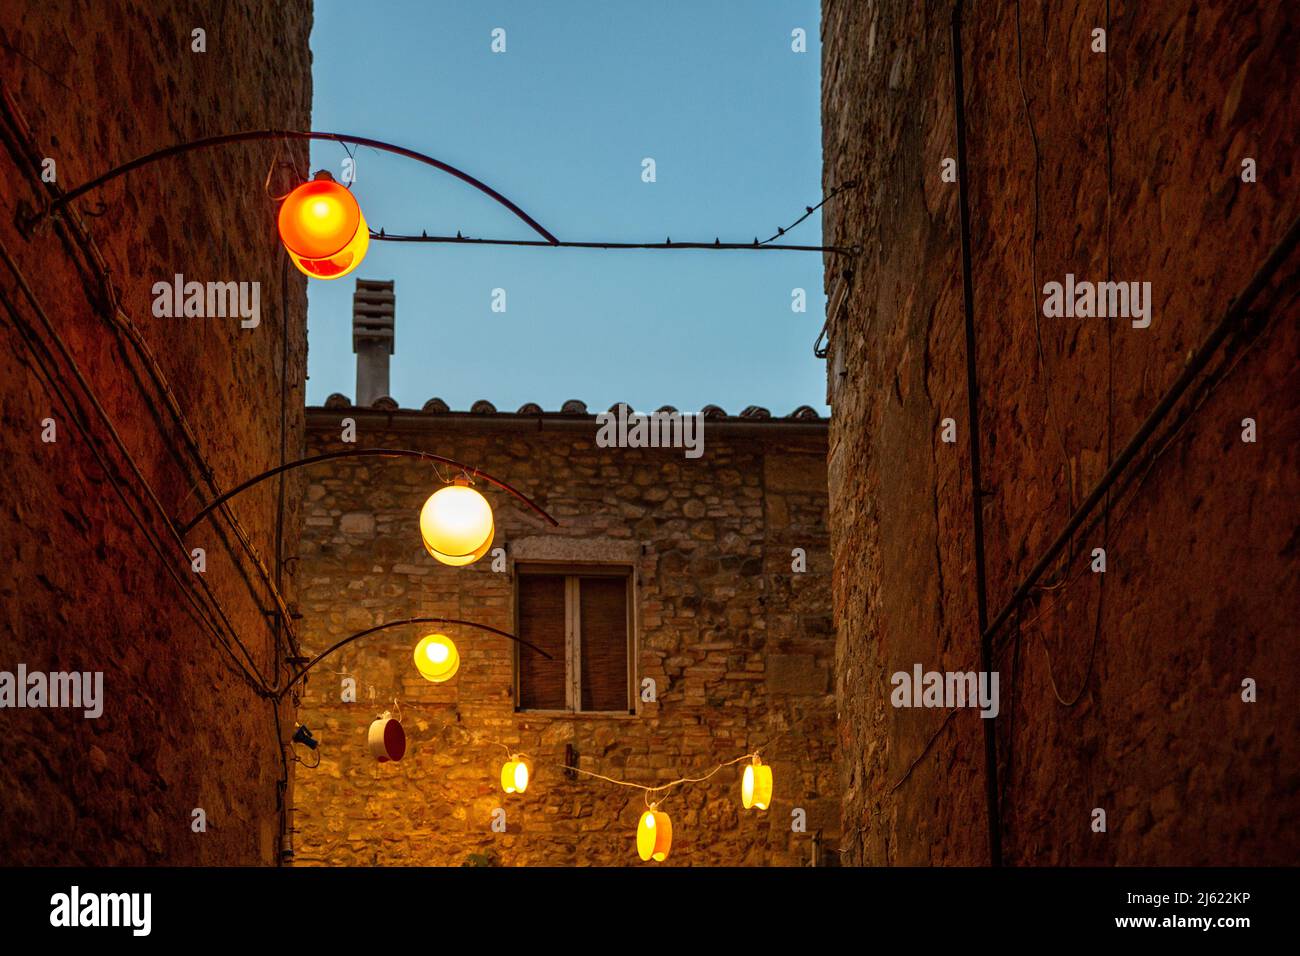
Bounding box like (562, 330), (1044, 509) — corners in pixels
(823, 0), (1298, 864)
(292, 414), (837, 866)
(0, 1), (312, 864)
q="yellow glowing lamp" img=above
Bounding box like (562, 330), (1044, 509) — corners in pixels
(636, 806), (673, 862)
(419, 480), (494, 567)
(277, 171), (369, 279)
(500, 757), (532, 794)
(742, 756), (773, 810)
(412, 633), (460, 683)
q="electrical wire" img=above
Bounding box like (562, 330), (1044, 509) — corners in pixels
(893, 299), (1269, 785)
(0, 243), (274, 695)
(568, 755), (755, 808)
(888, 707), (962, 794)
(290, 743), (322, 769)
(305, 702), (789, 813)
(368, 231), (855, 255)
(21, 121), (863, 260)
(2, 97), (308, 857)
(981, 211), (1300, 653)
(1004, 0), (1120, 719)
(1015, 0), (1079, 592)
(563, 730), (787, 806)
(950, 0), (1000, 866)
(0, 94), (304, 652)
(364, 175), (858, 255)
(759, 179), (858, 244)
(1050, 0), (1117, 711)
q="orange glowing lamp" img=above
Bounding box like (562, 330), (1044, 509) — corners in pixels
(277, 172), (369, 279)
(636, 805), (673, 862)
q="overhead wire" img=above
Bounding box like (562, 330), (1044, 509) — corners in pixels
(368, 232), (855, 255)
(562, 729), (789, 807)
(759, 180), (857, 245)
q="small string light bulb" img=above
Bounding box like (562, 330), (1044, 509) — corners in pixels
(741, 755), (773, 810)
(500, 755), (532, 794)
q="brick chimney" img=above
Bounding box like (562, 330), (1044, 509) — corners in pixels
(352, 278), (395, 406)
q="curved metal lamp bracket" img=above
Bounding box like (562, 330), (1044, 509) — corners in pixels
(176, 447), (558, 536)
(24, 128), (558, 244)
(278, 615), (552, 700)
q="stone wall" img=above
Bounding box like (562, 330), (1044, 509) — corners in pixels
(292, 405), (837, 866)
(0, 2), (312, 864)
(822, 1), (1299, 864)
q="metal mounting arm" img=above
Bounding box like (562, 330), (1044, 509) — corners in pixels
(24, 128), (558, 244)
(176, 447), (559, 536)
(278, 615), (553, 700)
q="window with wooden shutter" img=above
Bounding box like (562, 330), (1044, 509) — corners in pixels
(515, 565), (633, 713)
(517, 573), (567, 710)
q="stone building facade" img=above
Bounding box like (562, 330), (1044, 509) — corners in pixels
(292, 399), (837, 866)
(0, 3), (312, 864)
(821, 1), (1298, 864)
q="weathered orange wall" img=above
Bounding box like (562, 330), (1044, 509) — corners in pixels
(0, 2), (312, 864)
(291, 405), (837, 866)
(823, 0), (1298, 864)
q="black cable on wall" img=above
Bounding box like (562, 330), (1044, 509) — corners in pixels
(951, 0), (1003, 868)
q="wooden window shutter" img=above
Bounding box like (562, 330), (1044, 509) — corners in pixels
(579, 576), (629, 712)
(518, 573), (567, 709)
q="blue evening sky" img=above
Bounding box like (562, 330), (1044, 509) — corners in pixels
(306, 1), (826, 415)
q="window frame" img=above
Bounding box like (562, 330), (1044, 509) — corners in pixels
(512, 562), (637, 715)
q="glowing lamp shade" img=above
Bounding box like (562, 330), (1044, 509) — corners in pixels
(277, 173), (369, 280)
(419, 483), (494, 567)
(500, 757), (531, 794)
(412, 633), (460, 683)
(636, 807), (673, 862)
(741, 756), (774, 810)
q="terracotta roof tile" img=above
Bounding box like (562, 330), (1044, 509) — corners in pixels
(311, 397), (823, 422)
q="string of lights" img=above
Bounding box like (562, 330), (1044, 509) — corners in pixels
(8, 106), (833, 866)
(562, 740), (781, 860)
(759, 178), (857, 244)
(368, 231), (856, 255)
(366, 178), (860, 256)
(566, 751), (755, 802)
(299, 690), (789, 863)
(22, 126), (862, 267)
